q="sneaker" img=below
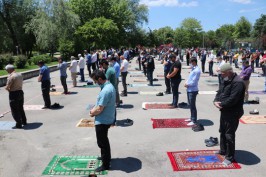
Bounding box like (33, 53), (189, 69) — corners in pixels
(222, 159), (232, 166)
(156, 92), (163, 96)
(184, 119), (191, 122)
(187, 122), (195, 126)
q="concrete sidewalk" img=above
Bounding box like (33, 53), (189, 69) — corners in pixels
(0, 58), (265, 177)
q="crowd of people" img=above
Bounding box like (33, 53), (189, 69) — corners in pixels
(4, 46), (266, 171)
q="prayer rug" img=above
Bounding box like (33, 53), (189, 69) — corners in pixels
(249, 91), (266, 95)
(76, 119), (95, 127)
(157, 75), (164, 77)
(42, 155), (107, 175)
(151, 118), (190, 128)
(240, 115), (266, 124)
(142, 102), (175, 110)
(50, 92), (63, 96)
(133, 79), (148, 82)
(129, 84), (162, 87)
(167, 150), (241, 171)
(0, 121), (16, 130)
(23, 105), (44, 111)
(199, 91), (217, 95)
(130, 75), (145, 77)
(205, 80), (219, 85)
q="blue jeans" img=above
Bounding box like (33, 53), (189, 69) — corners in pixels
(187, 91), (198, 122)
(171, 78), (181, 107)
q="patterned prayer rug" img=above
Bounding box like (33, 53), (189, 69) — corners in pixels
(248, 91), (266, 95)
(50, 92), (63, 96)
(199, 91), (217, 95)
(240, 115), (266, 124)
(42, 155), (107, 175)
(129, 84), (162, 87)
(76, 119), (95, 127)
(23, 105), (44, 111)
(151, 118), (190, 128)
(167, 150), (241, 171)
(142, 102), (175, 110)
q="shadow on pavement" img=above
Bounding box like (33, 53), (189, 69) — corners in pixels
(23, 122), (43, 130)
(235, 150), (261, 165)
(197, 119), (214, 126)
(115, 119), (134, 127)
(127, 91), (138, 94)
(110, 157), (142, 173)
(118, 104), (134, 109)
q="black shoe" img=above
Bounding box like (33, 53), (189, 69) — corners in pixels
(164, 91), (171, 94)
(97, 157), (102, 160)
(12, 125), (22, 129)
(156, 92), (163, 96)
(120, 94), (127, 97)
(22, 122), (27, 126)
(95, 165), (109, 172)
(215, 150), (226, 156)
(42, 106), (50, 109)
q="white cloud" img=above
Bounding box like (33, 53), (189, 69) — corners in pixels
(139, 0), (198, 7)
(230, 0), (252, 4)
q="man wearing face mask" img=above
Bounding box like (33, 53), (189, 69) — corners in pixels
(213, 63), (245, 166)
(90, 70), (116, 172)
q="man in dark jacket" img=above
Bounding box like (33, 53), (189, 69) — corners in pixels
(146, 55), (155, 86)
(213, 63), (245, 165)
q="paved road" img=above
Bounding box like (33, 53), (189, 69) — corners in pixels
(0, 58), (265, 177)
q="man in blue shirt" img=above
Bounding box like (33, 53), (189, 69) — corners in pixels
(84, 50), (92, 76)
(184, 57), (201, 126)
(38, 60), (51, 109)
(58, 57), (68, 94)
(90, 70), (116, 172)
(110, 57), (121, 107)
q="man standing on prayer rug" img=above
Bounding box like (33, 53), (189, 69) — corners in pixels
(213, 63), (245, 166)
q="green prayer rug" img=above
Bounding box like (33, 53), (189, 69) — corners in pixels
(42, 155), (108, 175)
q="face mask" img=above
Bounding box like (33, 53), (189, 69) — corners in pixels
(223, 76), (229, 81)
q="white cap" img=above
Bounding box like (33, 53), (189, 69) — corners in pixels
(78, 54), (82, 57)
(5, 64), (15, 70)
(108, 55), (111, 58)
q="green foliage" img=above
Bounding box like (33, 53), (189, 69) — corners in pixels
(234, 16), (252, 39)
(30, 54), (52, 65)
(0, 53), (14, 69)
(252, 14), (266, 49)
(76, 17), (119, 49)
(216, 24), (236, 49)
(58, 39), (74, 61)
(14, 55), (27, 69)
(153, 26), (174, 45)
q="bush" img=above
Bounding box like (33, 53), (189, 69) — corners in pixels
(0, 53), (15, 69)
(30, 54), (52, 65)
(14, 55), (27, 69)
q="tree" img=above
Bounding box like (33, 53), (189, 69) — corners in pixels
(174, 27), (189, 48)
(0, 0), (37, 55)
(25, 0), (80, 56)
(204, 30), (218, 49)
(252, 14), (266, 49)
(180, 18), (202, 47)
(75, 17), (119, 49)
(153, 26), (174, 45)
(234, 16), (252, 39)
(216, 24), (236, 49)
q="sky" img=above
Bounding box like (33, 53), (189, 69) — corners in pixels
(140, 0), (266, 31)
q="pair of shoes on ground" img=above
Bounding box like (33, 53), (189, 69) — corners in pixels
(205, 137), (218, 147)
(156, 92), (163, 96)
(250, 109), (259, 114)
(50, 88), (56, 92)
(192, 123), (204, 132)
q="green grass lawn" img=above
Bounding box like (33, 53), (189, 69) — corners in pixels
(0, 61), (58, 76)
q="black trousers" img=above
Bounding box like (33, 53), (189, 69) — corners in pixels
(9, 90), (27, 126)
(138, 60), (141, 70)
(201, 60), (206, 73)
(92, 62), (96, 71)
(95, 124), (111, 168)
(60, 76), (68, 94)
(164, 72), (171, 92)
(219, 111), (241, 161)
(41, 80), (51, 107)
(121, 72), (128, 94)
(142, 64), (147, 76)
(171, 78), (181, 107)
(147, 69), (153, 85)
(209, 62), (214, 76)
(87, 64), (92, 76)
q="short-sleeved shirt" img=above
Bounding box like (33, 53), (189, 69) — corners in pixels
(113, 62), (120, 78)
(169, 60), (182, 79)
(105, 67), (116, 87)
(6, 71), (23, 91)
(58, 61), (68, 77)
(78, 57), (85, 69)
(86, 54), (92, 64)
(70, 60), (78, 73)
(40, 65), (50, 81)
(95, 82), (116, 125)
(121, 59), (129, 72)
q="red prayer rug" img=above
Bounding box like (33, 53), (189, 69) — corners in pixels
(167, 150), (241, 171)
(151, 118), (190, 128)
(142, 102), (175, 110)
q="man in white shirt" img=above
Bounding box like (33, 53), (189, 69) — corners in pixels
(216, 57), (226, 86)
(208, 50), (215, 76)
(69, 56), (78, 87)
(120, 56), (129, 96)
(78, 54), (85, 82)
(91, 51), (98, 71)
